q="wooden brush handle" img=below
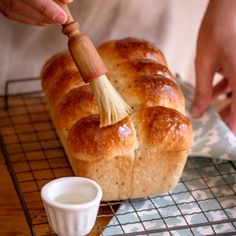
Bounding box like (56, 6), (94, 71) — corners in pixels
(61, 5), (107, 83)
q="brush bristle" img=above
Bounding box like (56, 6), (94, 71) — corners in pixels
(91, 75), (132, 127)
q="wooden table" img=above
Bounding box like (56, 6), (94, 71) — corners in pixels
(0, 98), (31, 235)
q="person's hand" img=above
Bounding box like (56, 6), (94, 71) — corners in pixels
(0, 0), (73, 26)
(192, 0), (236, 135)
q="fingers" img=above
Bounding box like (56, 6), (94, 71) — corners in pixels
(228, 95), (236, 135)
(219, 96), (236, 135)
(0, 0), (71, 25)
(212, 78), (230, 99)
(191, 59), (215, 118)
(214, 76), (236, 135)
(23, 0), (67, 24)
(220, 104), (230, 121)
(0, 0), (53, 26)
(225, 79), (236, 134)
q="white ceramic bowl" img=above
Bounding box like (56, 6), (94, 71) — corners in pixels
(41, 177), (102, 236)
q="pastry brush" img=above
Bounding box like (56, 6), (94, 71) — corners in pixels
(60, 5), (132, 127)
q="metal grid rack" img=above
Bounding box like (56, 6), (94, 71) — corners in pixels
(1, 78), (236, 236)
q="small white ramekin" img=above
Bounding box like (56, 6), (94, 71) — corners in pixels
(41, 177), (102, 236)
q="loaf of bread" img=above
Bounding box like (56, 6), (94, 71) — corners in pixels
(41, 37), (193, 201)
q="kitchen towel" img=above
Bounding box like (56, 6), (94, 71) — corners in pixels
(178, 75), (236, 160)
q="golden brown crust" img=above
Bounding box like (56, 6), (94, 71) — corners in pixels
(41, 37), (193, 201)
(121, 74), (185, 112)
(68, 116), (137, 162)
(128, 59), (174, 80)
(98, 37), (167, 68)
(48, 70), (84, 109)
(133, 106), (193, 152)
(41, 51), (76, 96)
(106, 59), (175, 95)
(53, 85), (98, 138)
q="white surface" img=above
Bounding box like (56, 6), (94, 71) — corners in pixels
(41, 177), (102, 236)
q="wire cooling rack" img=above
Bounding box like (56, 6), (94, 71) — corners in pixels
(1, 78), (236, 236)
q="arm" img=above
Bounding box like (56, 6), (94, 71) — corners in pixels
(0, 0), (73, 26)
(192, 0), (236, 135)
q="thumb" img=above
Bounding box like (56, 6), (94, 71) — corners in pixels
(191, 62), (214, 118)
